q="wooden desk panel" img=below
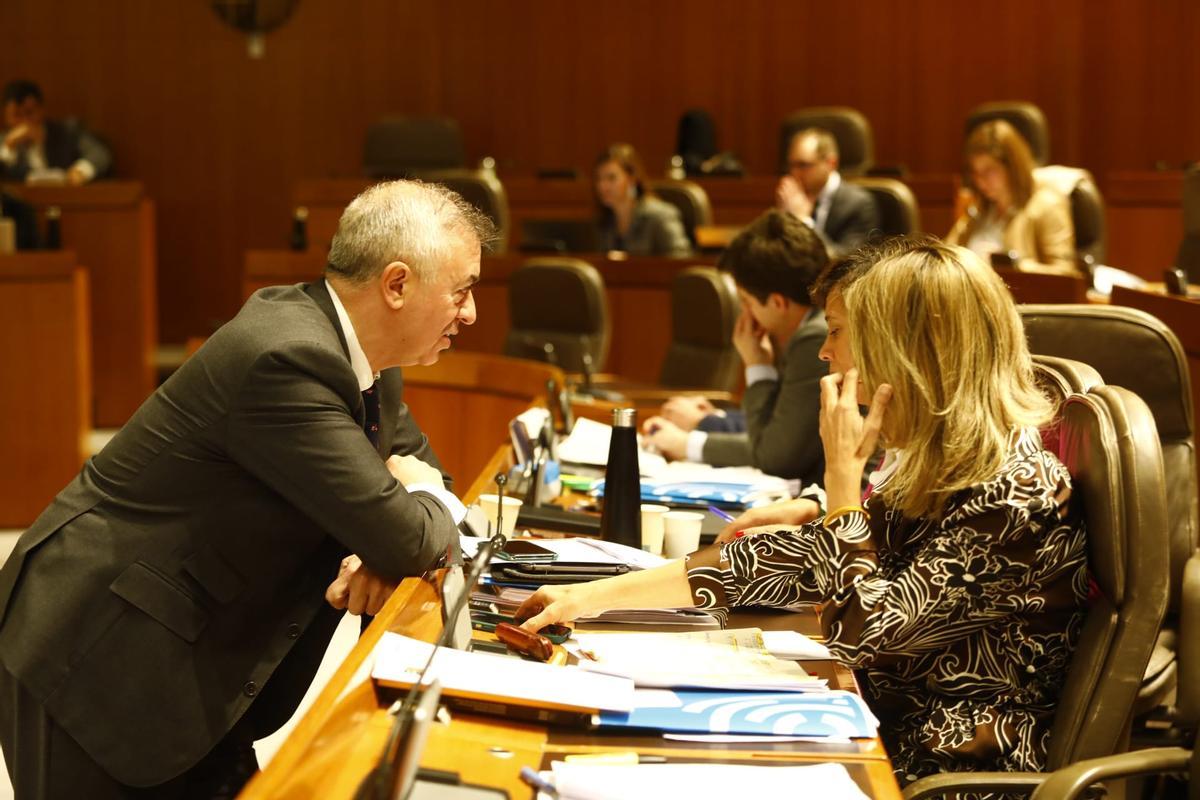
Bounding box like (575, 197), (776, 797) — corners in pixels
(3, 181), (157, 426)
(1105, 170), (1185, 281)
(0, 253), (91, 527)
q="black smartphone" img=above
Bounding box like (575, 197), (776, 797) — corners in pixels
(494, 539), (559, 562)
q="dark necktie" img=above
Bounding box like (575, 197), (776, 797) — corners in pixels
(362, 382), (381, 450)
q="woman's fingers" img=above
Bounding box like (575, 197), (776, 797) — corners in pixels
(857, 383), (893, 458)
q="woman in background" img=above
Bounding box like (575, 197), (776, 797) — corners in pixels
(946, 119), (1076, 275)
(518, 239), (1088, 786)
(593, 142), (691, 257)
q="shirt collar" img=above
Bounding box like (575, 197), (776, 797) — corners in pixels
(325, 281), (377, 391)
(817, 170), (842, 206)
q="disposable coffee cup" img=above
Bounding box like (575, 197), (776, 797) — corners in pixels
(477, 494), (523, 540)
(640, 504), (670, 555)
(663, 511), (704, 558)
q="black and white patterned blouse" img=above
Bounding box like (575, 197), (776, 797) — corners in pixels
(685, 428), (1089, 788)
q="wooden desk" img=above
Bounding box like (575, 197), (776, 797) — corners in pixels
(2, 181), (157, 426)
(240, 445), (902, 800)
(243, 249), (718, 384)
(1105, 170), (1185, 282)
(0, 252), (91, 526)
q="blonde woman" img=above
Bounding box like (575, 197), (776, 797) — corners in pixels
(946, 119), (1076, 275)
(518, 239), (1088, 785)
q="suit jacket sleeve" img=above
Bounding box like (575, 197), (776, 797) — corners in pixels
(225, 342), (458, 582)
(700, 430), (753, 467)
(75, 125), (113, 178)
(1021, 190), (1077, 275)
(823, 185), (880, 258)
(652, 206), (693, 257)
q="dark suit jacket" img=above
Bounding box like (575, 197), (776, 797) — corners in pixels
(0, 117), (113, 180)
(701, 309), (827, 484)
(819, 179), (879, 258)
(0, 280), (458, 787)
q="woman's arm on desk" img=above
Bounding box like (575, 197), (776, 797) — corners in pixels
(516, 559), (695, 632)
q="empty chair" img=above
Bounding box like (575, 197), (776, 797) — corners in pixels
(423, 169), (510, 254)
(647, 179), (713, 249)
(778, 106), (874, 176)
(1034, 165), (1107, 266)
(363, 116), (465, 178)
(904, 369), (1170, 798)
(1022, 304), (1199, 719)
(848, 176), (921, 237)
(503, 258), (609, 374)
(1178, 163), (1200, 281)
(658, 267), (740, 391)
(966, 101), (1050, 165)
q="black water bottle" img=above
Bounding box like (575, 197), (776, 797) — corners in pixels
(289, 206), (308, 251)
(43, 206), (61, 250)
(600, 408), (641, 549)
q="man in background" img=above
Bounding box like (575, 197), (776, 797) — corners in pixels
(776, 127), (878, 257)
(1, 79), (112, 184)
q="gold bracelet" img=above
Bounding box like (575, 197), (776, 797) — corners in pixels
(824, 504), (868, 524)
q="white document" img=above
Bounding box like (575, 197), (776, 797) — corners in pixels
(371, 632), (634, 713)
(557, 417), (668, 476)
(573, 628), (827, 692)
(761, 629), (833, 660)
(548, 761), (869, 800)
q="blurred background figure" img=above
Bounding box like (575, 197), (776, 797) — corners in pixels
(1, 79), (112, 185)
(946, 119), (1076, 275)
(593, 142), (692, 257)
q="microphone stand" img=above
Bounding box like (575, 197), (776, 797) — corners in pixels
(353, 474), (509, 800)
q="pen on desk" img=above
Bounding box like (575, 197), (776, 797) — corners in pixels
(519, 766), (558, 798)
(706, 505), (735, 522)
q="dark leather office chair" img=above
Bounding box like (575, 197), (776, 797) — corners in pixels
(1022, 304), (1198, 719)
(423, 169), (510, 254)
(647, 179), (713, 249)
(363, 116), (466, 177)
(1177, 164), (1200, 281)
(966, 101), (1051, 165)
(848, 177), (920, 237)
(905, 365), (1170, 798)
(1030, 552), (1200, 799)
(658, 267), (740, 391)
(503, 258), (610, 374)
(1035, 165), (1107, 266)
(778, 106), (874, 176)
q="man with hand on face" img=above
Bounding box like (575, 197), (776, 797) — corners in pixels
(0, 80), (112, 185)
(0, 180), (489, 798)
(775, 127), (878, 258)
(644, 210), (828, 489)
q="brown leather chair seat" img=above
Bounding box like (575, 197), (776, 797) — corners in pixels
(778, 106), (874, 176)
(966, 101), (1051, 165)
(503, 258), (610, 375)
(657, 267), (740, 392)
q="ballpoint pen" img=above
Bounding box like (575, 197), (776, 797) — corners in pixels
(519, 766), (559, 798)
(706, 505), (735, 522)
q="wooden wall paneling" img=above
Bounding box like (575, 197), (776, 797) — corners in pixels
(0, 254), (91, 527)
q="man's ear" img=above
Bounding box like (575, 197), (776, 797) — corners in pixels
(766, 292), (789, 312)
(380, 261), (413, 310)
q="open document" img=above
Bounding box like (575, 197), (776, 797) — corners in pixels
(542, 761), (869, 800)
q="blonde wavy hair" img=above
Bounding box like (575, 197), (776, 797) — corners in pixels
(834, 238), (1053, 519)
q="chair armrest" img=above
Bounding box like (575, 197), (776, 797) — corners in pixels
(1029, 747), (1191, 800)
(903, 772), (1047, 799)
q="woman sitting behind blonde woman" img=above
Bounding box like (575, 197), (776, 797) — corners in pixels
(518, 238), (1088, 786)
(946, 119), (1077, 275)
(593, 142), (692, 258)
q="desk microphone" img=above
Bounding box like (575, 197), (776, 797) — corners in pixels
(542, 341), (559, 366)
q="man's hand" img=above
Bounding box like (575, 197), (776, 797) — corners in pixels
(3, 123), (35, 150)
(386, 454), (442, 487)
(776, 175), (814, 221)
(325, 555), (397, 616)
(641, 416), (690, 460)
(66, 165), (88, 186)
(732, 305), (773, 367)
(714, 499), (822, 544)
(660, 395), (715, 432)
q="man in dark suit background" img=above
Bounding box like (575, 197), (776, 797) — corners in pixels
(1, 79), (112, 184)
(775, 127), (878, 257)
(0, 179), (491, 798)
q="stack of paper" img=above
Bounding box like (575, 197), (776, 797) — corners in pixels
(557, 417), (668, 476)
(594, 462), (792, 510)
(572, 629), (827, 691)
(542, 761), (869, 800)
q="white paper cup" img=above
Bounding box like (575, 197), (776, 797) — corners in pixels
(477, 494), (523, 540)
(663, 511), (704, 558)
(640, 504), (670, 555)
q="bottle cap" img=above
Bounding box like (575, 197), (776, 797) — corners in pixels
(612, 408), (636, 428)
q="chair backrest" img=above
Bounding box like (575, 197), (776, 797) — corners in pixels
(364, 116), (466, 177)
(658, 267), (741, 391)
(503, 257), (610, 373)
(778, 106), (874, 176)
(847, 176), (920, 237)
(1023, 304), (1199, 610)
(1178, 164), (1200, 280)
(647, 179), (713, 248)
(422, 169), (511, 254)
(966, 100), (1050, 165)
(1035, 165), (1107, 265)
(1042, 377), (1169, 767)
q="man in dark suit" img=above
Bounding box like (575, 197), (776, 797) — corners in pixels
(1, 80), (112, 184)
(0, 180), (491, 798)
(776, 127), (879, 257)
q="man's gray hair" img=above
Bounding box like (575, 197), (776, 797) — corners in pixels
(326, 179), (496, 283)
